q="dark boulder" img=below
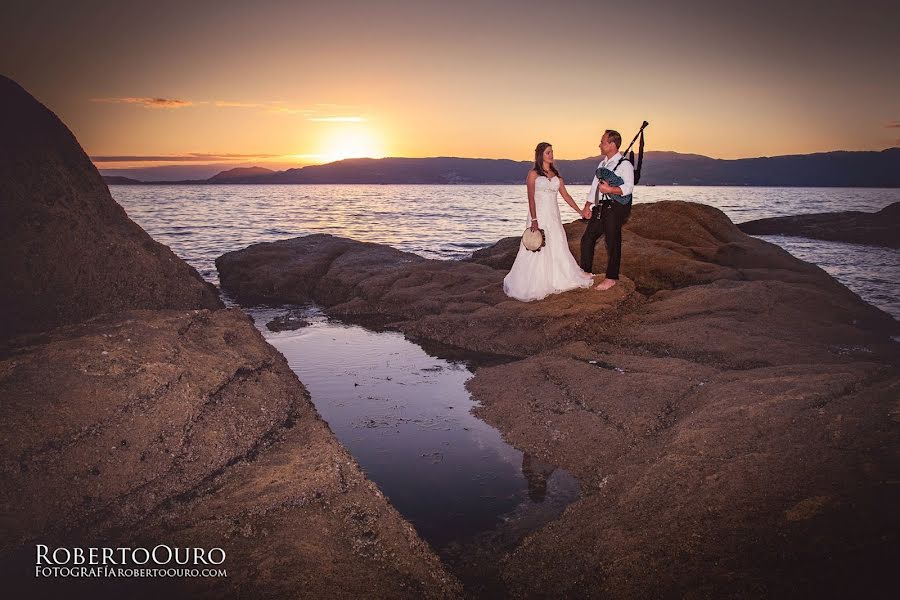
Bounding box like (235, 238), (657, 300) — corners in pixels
(0, 75), (222, 339)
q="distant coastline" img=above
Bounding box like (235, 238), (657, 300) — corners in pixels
(100, 148), (900, 188)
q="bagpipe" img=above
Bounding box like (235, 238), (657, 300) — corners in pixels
(595, 121), (648, 202)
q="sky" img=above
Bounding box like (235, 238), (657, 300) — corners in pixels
(2, 0), (898, 172)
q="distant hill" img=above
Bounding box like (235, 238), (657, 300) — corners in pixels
(207, 166), (275, 183)
(101, 148), (900, 187)
(101, 175), (144, 185)
(638, 148), (900, 187)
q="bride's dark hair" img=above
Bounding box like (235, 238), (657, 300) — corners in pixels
(533, 142), (560, 178)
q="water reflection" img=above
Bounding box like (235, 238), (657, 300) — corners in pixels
(522, 453), (557, 503)
(242, 305), (580, 558)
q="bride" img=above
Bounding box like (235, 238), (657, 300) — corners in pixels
(503, 142), (595, 301)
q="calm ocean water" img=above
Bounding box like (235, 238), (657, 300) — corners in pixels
(111, 184), (900, 320)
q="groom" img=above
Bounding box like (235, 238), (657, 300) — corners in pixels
(579, 130), (635, 290)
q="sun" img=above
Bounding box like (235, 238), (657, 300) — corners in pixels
(318, 126), (384, 163)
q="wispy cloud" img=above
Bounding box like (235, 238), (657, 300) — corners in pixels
(90, 153), (280, 163)
(885, 121), (900, 128)
(307, 116), (366, 123)
(91, 95), (364, 119)
(90, 97), (194, 109)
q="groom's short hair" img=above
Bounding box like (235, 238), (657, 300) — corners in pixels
(605, 130), (622, 149)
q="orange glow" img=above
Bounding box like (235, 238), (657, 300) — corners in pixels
(315, 125), (385, 163)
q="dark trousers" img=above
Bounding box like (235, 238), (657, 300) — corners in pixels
(579, 201), (631, 279)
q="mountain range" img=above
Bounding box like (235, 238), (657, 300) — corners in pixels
(101, 148), (900, 187)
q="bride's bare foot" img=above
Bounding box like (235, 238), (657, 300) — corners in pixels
(593, 278), (617, 291)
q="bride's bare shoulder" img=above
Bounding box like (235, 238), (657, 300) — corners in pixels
(526, 169), (539, 181)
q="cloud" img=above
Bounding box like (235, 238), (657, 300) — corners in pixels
(90, 153), (280, 163)
(885, 121), (900, 128)
(307, 116), (366, 122)
(90, 97), (194, 109)
(90, 95), (361, 118)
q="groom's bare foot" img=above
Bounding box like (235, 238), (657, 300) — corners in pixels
(593, 278), (617, 291)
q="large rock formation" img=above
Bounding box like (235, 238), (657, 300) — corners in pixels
(737, 201), (900, 248)
(216, 203), (899, 597)
(217, 233), (639, 357)
(471, 201), (879, 297)
(467, 349), (898, 598)
(0, 77), (461, 598)
(0, 75), (222, 339)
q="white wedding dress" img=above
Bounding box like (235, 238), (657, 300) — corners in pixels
(503, 175), (594, 301)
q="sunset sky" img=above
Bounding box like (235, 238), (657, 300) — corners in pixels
(2, 0), (898, 172)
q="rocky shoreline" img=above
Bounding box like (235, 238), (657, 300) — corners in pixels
(0, 76), (461, 598)
(217, 203), (899, 596)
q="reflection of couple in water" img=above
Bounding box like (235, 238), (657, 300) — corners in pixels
(521, 453), (556, 503)
(503, 130), (635, 302)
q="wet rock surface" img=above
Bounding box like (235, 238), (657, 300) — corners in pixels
(737, 201), (900, 248)
(217, 201), (899, 597)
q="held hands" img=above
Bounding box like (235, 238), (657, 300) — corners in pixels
(580, 206), (592, 219)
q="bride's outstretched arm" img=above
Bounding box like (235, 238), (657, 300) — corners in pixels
(558, 178), (582, 214)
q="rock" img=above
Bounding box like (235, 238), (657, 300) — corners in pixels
(0, 309), (461, 598)
(468, 352), (898, 598)
(737, 201), (900, 248)
(621, 277), (896, 368)
(0, 75), (222, 340)
(216, 201), (899, 596)
(266, 310), (311, 331)
(471, 201), (844, 296)
(218, 233), (639, 358)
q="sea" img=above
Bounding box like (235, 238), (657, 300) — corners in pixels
(112, 184), (900, 320)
